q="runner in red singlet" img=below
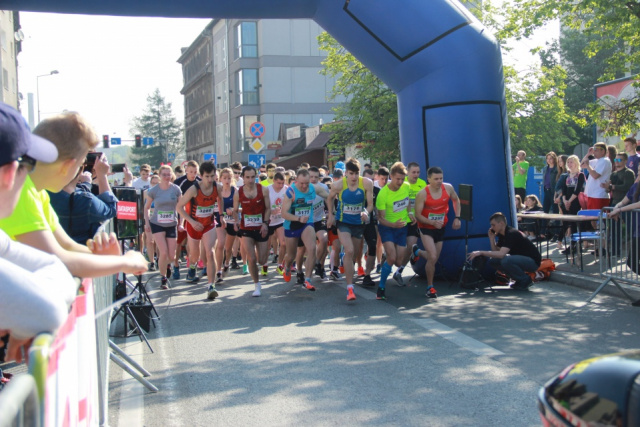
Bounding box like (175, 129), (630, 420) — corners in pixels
(411, 166), (461, 298)
(233, 165), (271, 297)
(177, 161), (224, 299)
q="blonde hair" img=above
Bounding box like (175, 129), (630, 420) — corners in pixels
(566, 155), (580, 172)
(390, 161), (407, 176)
(159, 165), (172, 175)
(220, 167), (236, 186)
(33, 111), (98, 161)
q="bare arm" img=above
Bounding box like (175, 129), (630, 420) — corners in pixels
(262, 186), (271, 222)
(176, 186), (198, 229)
(280, 190), (297, 223)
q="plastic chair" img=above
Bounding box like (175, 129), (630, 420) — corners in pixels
(570, 209), (605, 268)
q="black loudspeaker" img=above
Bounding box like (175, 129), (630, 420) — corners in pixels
(129, 303), (153, 333)
(459, 184), (473, 221)
(113, 187), (143, 240)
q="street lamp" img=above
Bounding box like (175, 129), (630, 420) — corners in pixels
(36, 70), (59, 123)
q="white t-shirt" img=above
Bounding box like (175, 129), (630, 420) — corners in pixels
(585, 157), (612, 199)
(132, 177), (151, 191)
(0, 230), (76, 339)
(268, 184), (288, 226)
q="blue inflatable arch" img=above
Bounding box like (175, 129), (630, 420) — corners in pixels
(10, 0), (514, 270)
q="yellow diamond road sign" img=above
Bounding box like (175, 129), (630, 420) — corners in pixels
(250, 138), (264, 153)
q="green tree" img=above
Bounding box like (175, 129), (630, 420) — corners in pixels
(129, 89), (184, 168)
(318, 32), (400, 165)
(501, 0), (640, 136)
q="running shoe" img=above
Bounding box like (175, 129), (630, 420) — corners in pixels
(362, 275), (376, 287)
(393, 271), (405, 287)
(186, 267), (197, 283)
(242, 264), (249, 275)
(426, 286), (438, 299)
(303, 279), (316, 291)
(216, 272), (224, 284)
(283, 268), (292, 282)
(207, 285), (219, 300)
(261, 265), (268, 276)
(252, 283), (261, 297)
(329, 269), (341, 280)
(272, 254), (279, 264)
(161, 277), (169, 290)
(376, 287), (386, 300)
(317, 266), (327, 279)
(347, 287), (356, 301)
(172, 266), (180, 280)
(276, 264), (284, 275)
(231, 259), (240, 269)
(290, 264), (297, 273)
(148, 262), (156, 271)
(357, 266), (365, 277)
(237, 254), (243, 262)
(296, 271), (305, 285)
(223, 265), (229, 273)
(411, 244), (420, 264)
(197, 259), (205, 269)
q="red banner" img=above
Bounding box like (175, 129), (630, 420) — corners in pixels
(116, 201), (137, 220)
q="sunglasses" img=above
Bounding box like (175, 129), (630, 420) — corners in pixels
(233, 171), (241, 175)
(17, 155), (37, 173)
(614, 158), (624, 163)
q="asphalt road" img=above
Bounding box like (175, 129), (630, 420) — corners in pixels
(108, 262), (640, 427)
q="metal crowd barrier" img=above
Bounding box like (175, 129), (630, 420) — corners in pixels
(587, 206), (640, 303)
(0, 220), (117, 427)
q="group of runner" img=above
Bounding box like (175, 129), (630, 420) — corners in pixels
(139, 157), (461, 302)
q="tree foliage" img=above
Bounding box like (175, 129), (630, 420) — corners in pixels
(500, 0), (640, 136)
(317, 32), (400, 165)
(129, 89), (184, 168)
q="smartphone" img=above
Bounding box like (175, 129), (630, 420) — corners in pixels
(111, 163), (126, 173)
(84, 152), (102, 172)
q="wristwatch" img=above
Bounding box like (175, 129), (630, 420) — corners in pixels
(455, 216), (460, 220)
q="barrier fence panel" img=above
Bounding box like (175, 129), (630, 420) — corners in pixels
(0, 374), (40, 427)
(589, 207), (640, 302)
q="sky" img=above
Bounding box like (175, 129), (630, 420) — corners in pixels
(18, 12), (211, 142)
(15, 10), (558, 145)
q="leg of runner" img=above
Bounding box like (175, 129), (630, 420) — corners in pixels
(329, 237), (342, 280)
(417, 233), (441, 298)
(282, 234), (298, 283)
(202, 228), (219, 299)
(395, 232), (418, 286)
(315, 228), (328, 279)
(243, 236), (261, 296)
(378, 241), (398, 299)
(153, 231), (170, 288)
(241, 239), (249, 275)
(214, 227), (227, 284)
(355, 238), (365, 277)
(224, 233), (236, 271)
(300, 226), (317, 291)
(295, 245), (305, 284)
(376, 229), (384, 273)
(338, 230), (358, 301)
(199, 239), (207, 273)
(186, 236), (201, 283)
(362, 223), (378, 286)
(145, 228), (156, 270)
(275, 227), (286, 274)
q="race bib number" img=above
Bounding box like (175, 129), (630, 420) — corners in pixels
(428, 213), (445, 221)
(157, 211), (175, 224)
(313, 201), (324, 216)
(393, 198), (409, 213)
(244, 214), (263, 227)
(409, 199), (416, 209)
(343, 203), (361, 215)
(195, 205), (214, 218)
(223, 213), (234, 223)
(213, 202), (219, 212)
(295, 206), (311, 217)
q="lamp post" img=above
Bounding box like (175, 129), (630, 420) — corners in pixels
(36, 70), (59, 123)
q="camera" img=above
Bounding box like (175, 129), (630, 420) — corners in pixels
(111, 163), (126, 173)
(84, 152), (102, 173)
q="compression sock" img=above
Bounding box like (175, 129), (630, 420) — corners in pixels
(379, 262), (392, 289)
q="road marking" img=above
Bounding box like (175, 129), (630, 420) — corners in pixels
(409, 317), (504, 357)
(116, 342), (144, 427)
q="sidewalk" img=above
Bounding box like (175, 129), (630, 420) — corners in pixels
(534, 240), (640, 302)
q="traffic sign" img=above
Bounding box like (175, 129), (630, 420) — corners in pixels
(167, 152), (176, 161)
(250, 138), (264, 153)
(248, 154), (265, 169)
(203, 153), (217, 165)
(143, 137), (154, 146)
(249, 121), (265, 138)
(111, 137), (122, 145)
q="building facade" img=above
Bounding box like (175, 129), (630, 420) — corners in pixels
(0, 11), (21, 109)
(178, 19), (341, 167)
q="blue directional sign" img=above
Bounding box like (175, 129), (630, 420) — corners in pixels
(203, 153), (217, 165)
(167, 152), (176, 161)
(248, 154), (265, 169)
(143, 137), (154, 146)
(111, 137), (121, 145)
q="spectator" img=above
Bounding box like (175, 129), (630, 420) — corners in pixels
(0, 102), (76, 363)
(606, 152), (635, 206)
(48, 153), (118, 244)
(174, 165), (184, 179)
(512, 150), (529, 201)
(542, 152), (558, 214)
(623, 137), (640, 177)
(520, 195), (543, 240)
(581, 142), (612, 211)
(607, 145), (618, 165)
(559, 155), (586, 254)
(132, 164), (152, 191)
(0, 111), (147, 278)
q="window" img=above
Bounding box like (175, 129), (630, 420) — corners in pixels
(235, 22), (257, 59)
(236, 115), (259, 152)
(216, 122), (229, 155)
(215, 79), (228, 114)
(235, 69), (258, 105)
(2, 69), (7, 91)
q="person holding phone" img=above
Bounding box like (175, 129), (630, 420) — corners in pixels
(48, 152), (118, 244)
(468, 212), (541, 291)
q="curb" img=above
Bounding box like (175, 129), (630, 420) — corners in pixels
(550, 270), (640, 302)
